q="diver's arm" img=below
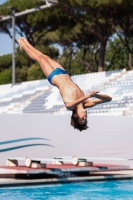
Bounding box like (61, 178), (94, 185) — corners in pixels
(84, 92), (112, 108)
(94, 93), (112, 102)
(65, 93), (92, 110)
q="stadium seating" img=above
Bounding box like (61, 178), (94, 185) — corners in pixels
(0, 69), (133, 116)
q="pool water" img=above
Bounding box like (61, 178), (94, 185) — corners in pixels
(0, 180), (133, 200)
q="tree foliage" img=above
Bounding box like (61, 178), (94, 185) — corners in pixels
(0, 0), (133, 84)
(0, 69), (12, 84)
(27, 63), (45, 81)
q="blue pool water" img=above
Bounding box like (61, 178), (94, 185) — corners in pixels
(0, 180), (133, 200)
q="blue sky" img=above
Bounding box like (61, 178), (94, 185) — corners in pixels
(0, 0), (13, 55)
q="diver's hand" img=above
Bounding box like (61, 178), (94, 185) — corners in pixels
(86, 91), (100, 98)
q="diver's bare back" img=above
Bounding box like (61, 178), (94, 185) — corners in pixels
(52, 74), (85, 108)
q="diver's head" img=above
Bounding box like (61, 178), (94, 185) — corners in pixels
(71, 109), (88, 131)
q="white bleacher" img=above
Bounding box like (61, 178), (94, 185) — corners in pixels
(0, 69), (133, 116)
(0, 79), (52, 114)
(71, 69), (123, 90)
(98, 70), (133, 116)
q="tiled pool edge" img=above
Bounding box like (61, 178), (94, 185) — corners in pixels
(0, 174), (133, 188)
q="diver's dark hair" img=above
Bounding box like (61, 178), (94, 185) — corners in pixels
(71, 110), (88, 132)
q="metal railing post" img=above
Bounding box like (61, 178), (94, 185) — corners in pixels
(12, 8), (15, 85)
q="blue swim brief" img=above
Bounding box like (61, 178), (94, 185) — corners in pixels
(47, 68), (68, 85)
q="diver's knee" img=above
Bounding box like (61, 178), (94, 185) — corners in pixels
(37, 54), (49, 63)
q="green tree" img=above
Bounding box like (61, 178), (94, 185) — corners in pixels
(0, 69), (12, 84)
(1, 0), (133, 85)
(57, 0), (129, 72)
(0, 54), (12, 72)
(16, 66), (28, 82)
(27, 63), (45, 81)
(115, 2), (133, 70)
(105, 37), (128, 70)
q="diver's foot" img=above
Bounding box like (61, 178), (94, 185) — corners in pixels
(17, 37), (25, 50)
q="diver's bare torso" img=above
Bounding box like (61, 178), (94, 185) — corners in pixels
(51, 74), (85, 109)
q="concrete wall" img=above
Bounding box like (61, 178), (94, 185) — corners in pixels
(0, 114), (133, 167)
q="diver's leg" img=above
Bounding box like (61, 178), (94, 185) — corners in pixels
(17, 38), (54, 77)
(18, 37), (65, 70)
(19, 37), (45, 57)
